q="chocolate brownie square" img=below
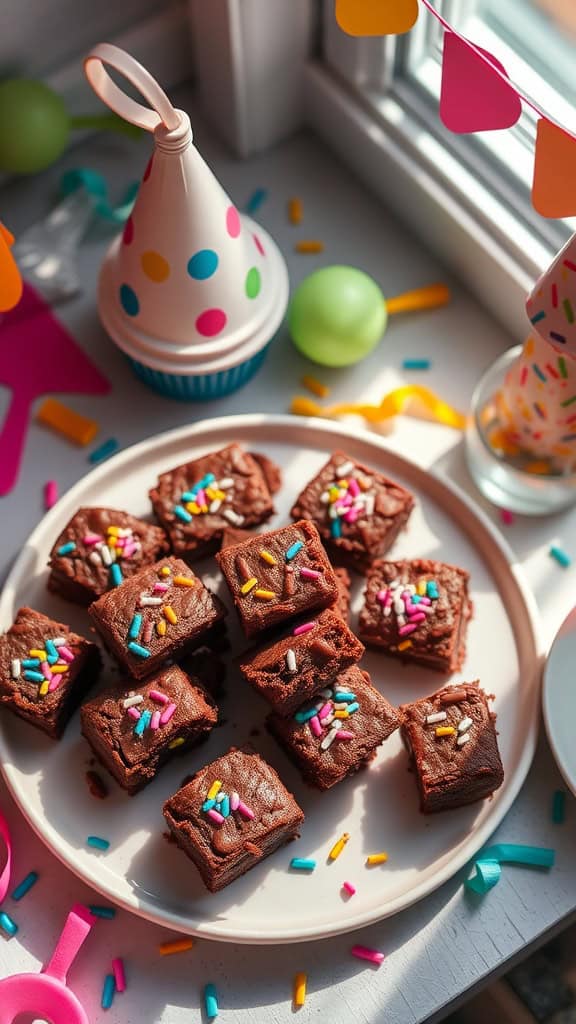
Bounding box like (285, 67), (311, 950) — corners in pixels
(47, 507), (169, 606)
(291, 451), (414, 571)
(80, 664), (217, 794)
(149, 444), (275, 560)
(239, 609), (364, 716)
(216, 520), (339, 638)
(399, 682), (504, 812)
(358, 558), (471, 673)
(89, 557), (226, 680)
(163, 746), (304, 891)
(0, 607), (101, 739)
(268, 666), (400, 789)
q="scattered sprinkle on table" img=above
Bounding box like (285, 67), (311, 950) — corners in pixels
(44, 480), (58, 510)
(329, 832), (350, 861)
(288, 197), (303, 224)
(86, 835), (110, 851)
(295, 240), (324, 253)
(351, 944), (385, 966)
(290, 857), (316, 871)
(0, 911), (18, 937)
(245, 187), (268, 214)
(293, 972), (307, 1007)
(101, 972), (116, 1010)
(500, 508), (515, 526)
(552, 789), (566, 824)
(11, 871), (38, 901)
(112, 957), (126, 993)
(301, 374), (330, 398)
(205, 982), (219, 1019)
(89, 438), (119, 464)
(89, 905), (116, 919)
(37, 397), (99, 446)
(159, 937), (194, 956)
(402, 359), (430, 370)
(366, 852), (388, 866)
(550, 544), (571, 568)
(342, 881), (356, 896)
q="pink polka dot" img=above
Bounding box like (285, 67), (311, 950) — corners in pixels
(122, 216), (134, 245)
(196, 308), (227, 337)
(226, 205), (241, 238)
(253, 234), (265, 256)
(143, 155), (153, 182)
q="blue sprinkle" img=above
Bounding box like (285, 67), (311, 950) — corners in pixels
(202, 798), (216, 812)
(11, 871), (38, 901)
(134, 709), (151, 736)
(290, 857), (316, 871)
(110, 563), (123, 587)
(24, 670), (44, 683)
(102, 973), (116, 1010)
(128, 641), (151, 659)
(427, 581), (439, 598)
(57, 541), (77, 556)
(550, 545), (571, 568)
(330, 518), (342, 539)
(532, 363), (547, 382)
(174, 505), (192, 524)
(285, 540), (304, 562)
(402, 358), (430, 370)
(411, 595), (421, 604)
(89, 904), (116, 919)
(89, 438), (119, 464)
(346, 701), (360, 714)
(87, 835), (110, 851)
(220, 794), (230, 817)
(530, 310), (546, 324)
(245, 187), (268, 214)
(22, 658), (40, 668)
(294, 706), (318, 723)
(199, 473), (216, 488)
(0, 912), (18, 937)
(181, 491), (198, 503)
(128, 613), (142, 641)
(45, 639), (59, 664)
(205, 983), (219, 1019)
(552, 789), (566, 824)
(334, 692), (356, 702)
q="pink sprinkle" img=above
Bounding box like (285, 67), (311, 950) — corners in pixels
(44, 480), (58, 510)
(160, 702), (176, 725)
(500, 508), (515, 526)
(57, 645), (75, 663)
(83, 533), (103, 545)
(318, 702), (332, 720)
(300, 567), (321, 580)
(336, 730), (354, 740)
(127, 707), (141, 721)
(348, 478), (360, 497)
(230, 792), (240, 811)
(238, 801), (255, 820)
(351, 945), (384, 965)
(404, 602), (417, 615)
(344, 508), (359, 524)
(112, 958), (126, 993)
(149, 690), (169, 704)
(41, 661), (52, 681)
(343, 881), (356, 896)
(376, 589), (389, 605)
(407, 611), (426, 624)
(418, 596), (432, 605)
(336, 493), (352, 509)
(398, 623), (418, 637)
(153, 582), (169, 593)
(520, 366), (528, 386)
(150, 710), (161, 730)
(309, 715), (322, 737)
(207, 809), (225, 825)
(114, 537), (127, 548)
(48, 676), (62, 692)
(123, 542), (138, 558)
(293, 622), (317, 636)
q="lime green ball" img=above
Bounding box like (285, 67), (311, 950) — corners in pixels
(289, 266), (387, 368)
(0, 79), (69, 174)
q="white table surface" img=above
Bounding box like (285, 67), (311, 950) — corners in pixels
(1, 91), (575, 1024)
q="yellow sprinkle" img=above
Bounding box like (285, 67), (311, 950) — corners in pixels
(524, 460), (552, 475)
(205, 487), (217, 500)
(259, 550), (277, 566)
(211, 488), (226, 500)
(160, 566), (171, 576)
(524, 337), (535, 357)
(334, 710), (349, 719)
(293, 972), (307, 1007)
(107, 537), (118, 547)
(159, 938), (194, 956)
(329, 832), (350, 861)
(107, 526), (121, 536)
(163, 605), (178, 624)
(254, 589), (276, 600)
(436, 726), (456, 737)
(301, 374), (330, 399)
(417, 580), (427, 596)
(36, 397), (99, 447)
(366, 852), (388, 865)
(295, 240), (324, 253)
(397, 640), (412, 652)
(29, 650), (47, 660)
(186, 501), (201, 514)
(168, 737), (185, 749)
(241, 577), (258, 595)
(201, 504), (208, 513)
(329, 491), (340, 504)
(39, 680), (50, 696)
(288, 197), (303, 225)
(207, 780), (222, 800)
(173, 575), (196, 587)
(50, 664), (69, 673)
(157, 620), (167, 636)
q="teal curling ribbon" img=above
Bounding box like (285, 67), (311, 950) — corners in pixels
(60, 168), (138, 224)
(465, 843), (555, 895)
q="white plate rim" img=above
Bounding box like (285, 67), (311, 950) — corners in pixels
(0, 414), (544, 943)
(543, 606), (576, 798)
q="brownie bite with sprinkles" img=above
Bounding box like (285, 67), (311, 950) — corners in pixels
(163, 746), (304, 892)
(47, 507), (169, 606)
(290, 451), (414, 571)
(267, 666), (401, 790)
(80, 664), (218, 794)
(149, 444), (275, 561)
(399, 682), (504, 812)
(358, 557), (471, 673)
(0, 607), (102, 739)
(216, 519), (339, 638)
(89, 557), (226, 680)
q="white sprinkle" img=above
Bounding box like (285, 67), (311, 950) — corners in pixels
(215, 791), (225, 803)
(426, 712), (447, 724)
(406, 584), (416, 594)
(11, 659), (21, 679)
(218, 477), (234, 489)
(364, 494), (375, 516)
(321, 729), (338, 750)
(118, 528), (133, 538)
(336, 461), (355, 478)
(286, 649), (297, 673)
(328, 505), (339, 519)
(394, 600), (404, 615)
(457, 733), (470, 746)
(397, 614), (406, 627)
(324, 712), (335, 726)
(100, 545), (113, 566)
(123, 694), (144, 708)
(209, 499), (222, 514)
(383, 606), (392, 617)
(53, 637), (67, 646)
(333, 702), (349, 710)
(223, 508), (245, 526)
(389, 580), (400, 590)
(320, 491), (330, 504)
(458, 717), (473, 734)
(319, 688), (333, 699)
(89, 551), (102, 566)
(337, 506), (348, 517)
(140, 596), (163, 607)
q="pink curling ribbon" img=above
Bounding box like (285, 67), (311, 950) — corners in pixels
(0, 807), (13, 903)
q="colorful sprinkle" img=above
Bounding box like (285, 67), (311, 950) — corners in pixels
(173, 575), (195, 587)
(237, 800), (255, 820)
(329, 833), (350, 861)
(123, 694), (143, 709)
(57, 541), (76, 556)
(295, 240), (324, 253)
(87, 835), (110, 851)
(128, 641), (151, 658)
(293, 972), (307, 1007)
(285, 540), (304, 561)
(259, 549), (277, 566)
(436, 726), (456, 737)
(159, 937), (194, 956)
(101, 973), (116, 1010)
(44, 480), (58, 509)
(254, 589), (276, 600)
(500, 508), (515, 525)
(532, 363), (547, 382)
(403, 358), (430, 370)
(351, 945), (384, 965)
(207, 809), (225, 825)
(301, 374), (329, 398)
(300, 567), (322, 580)
(241, 577), (258, 595)
(149, 690), (168, 704)
(163, 605), (177, 624)
(36, 397), (99, 446)
(286, 649), (297, 673)
(174, 505), (193, 524)
(290, 858), (316, 871)
(205, 982), (219, 1019)
(112, 957), (126, 993)
(550, 545), (571, 568)
(128, 614), (142, 641)
(293, 621), (316, 636)
(89, 438), (119, 464)
(168, 737), (185, 750)
(552, 789), (566, 824)
(366, 853), (388, 865)
(0, 912), (18, 937)
(207, 780), (222, 800)
(160, 702), (177, 725)
(157, 620), (167, 636)
(89, 905), (116, 919)
(343, 881), (356, 896)
(134, 709), (151, 736)
(426, 712), (447, 724)
(11, 871), (38, 901)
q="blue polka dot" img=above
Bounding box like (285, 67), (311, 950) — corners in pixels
(187, 249), (218, 280)
(120, 284), (139, 317)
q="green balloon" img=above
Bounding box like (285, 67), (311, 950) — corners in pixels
(0, 79), (69, 174)
(289, 266), (387, 368)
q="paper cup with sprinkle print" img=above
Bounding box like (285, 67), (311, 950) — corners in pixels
(85, 44), (288, 400)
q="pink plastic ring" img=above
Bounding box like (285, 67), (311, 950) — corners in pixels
(84, 42), (181, 132)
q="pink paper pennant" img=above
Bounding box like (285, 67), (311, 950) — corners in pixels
(440, 32), (522, 133)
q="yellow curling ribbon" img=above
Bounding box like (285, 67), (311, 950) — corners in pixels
(290, 386), (466, 430)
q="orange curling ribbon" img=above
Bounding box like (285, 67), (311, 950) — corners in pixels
(291, 385), (466, 430)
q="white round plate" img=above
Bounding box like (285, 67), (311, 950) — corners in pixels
(543, 607), (576, 797)
(0, 415), (542, 944)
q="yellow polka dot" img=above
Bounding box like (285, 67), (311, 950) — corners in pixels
(141, 250), (170, 282)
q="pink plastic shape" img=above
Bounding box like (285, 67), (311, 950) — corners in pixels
(440, 32), (522, 133)
(0, 282), (110, 496)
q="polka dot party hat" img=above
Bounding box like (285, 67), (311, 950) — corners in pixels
(85, 44), (288, 398)
(526, 230), (576, 359)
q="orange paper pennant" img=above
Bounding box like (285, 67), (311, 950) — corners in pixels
(532, 118), (576, 218)
(335, 0), (418, 36)
(0, 222), (23, 313)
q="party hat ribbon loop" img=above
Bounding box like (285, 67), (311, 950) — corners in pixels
(84, 42), (181, 132)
